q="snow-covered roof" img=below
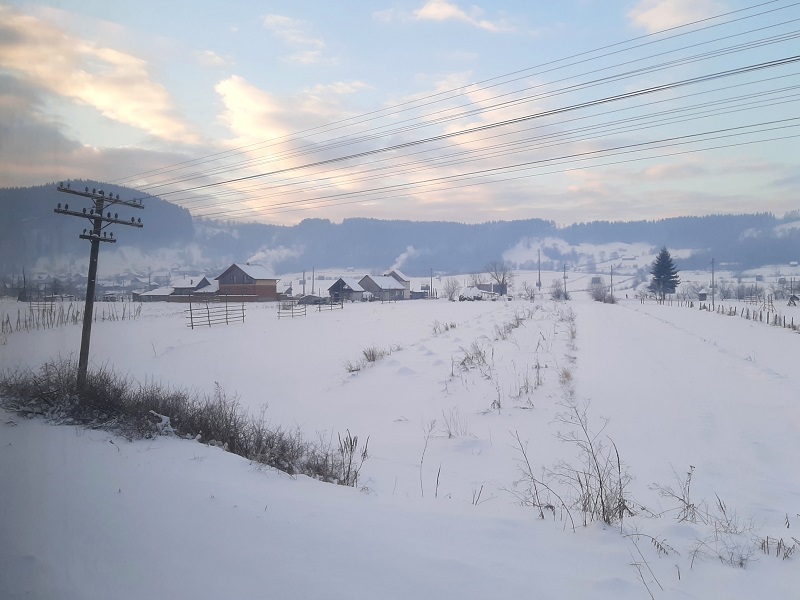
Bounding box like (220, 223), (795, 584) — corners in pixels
(194, 280), (219, 294)
(363, 275), (405, 290)
(236, 263), (277, 280)
(216, 263), (278, 281)
(385, 269), (409, 282)
(328, 277), (365, 292)
(139, 286), (174, 297)
(461, 286), (483, 297)
(171, 276), (206, 289)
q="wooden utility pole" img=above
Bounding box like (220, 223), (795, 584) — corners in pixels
(610, 264), (614, 303)
(711, 257), (715, 311)
(54, 183), (143, 390)
(537, 249), (541, 290)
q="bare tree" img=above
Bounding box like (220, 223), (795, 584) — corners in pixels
(443, 277), (462, 301)
(716, 278), (735, 300)
(521, 281), (537, 302)
(485, 260), (515, 296)
(469, 273), (487, 287)
(588, 280), (609, 302)
(550, 278), (569, 300)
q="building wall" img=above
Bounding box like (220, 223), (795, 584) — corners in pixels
(218, 282), (278, 301)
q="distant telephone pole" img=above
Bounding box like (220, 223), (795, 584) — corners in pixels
(54, 182), (143, 390)
(537, 249), (541, 290)
(711, 257), (715, 311)
(610, 264), (614, 303)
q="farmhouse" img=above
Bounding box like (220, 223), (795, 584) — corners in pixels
(215, 263), (279, 301)
(328, 277), (366, 302)
(384, 269), (411, 300)
(171, 276), (216, 297)
(359, 275), (406, 302)
(134, 275), (220, 302)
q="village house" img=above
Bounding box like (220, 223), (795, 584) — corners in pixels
(359, 275), (406, 302)
(327, 277), (366, 302)
(384, 269), (411, 300)
(215, 263), (279, 301)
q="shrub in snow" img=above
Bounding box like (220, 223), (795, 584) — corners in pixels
(0, 358), (370, 487)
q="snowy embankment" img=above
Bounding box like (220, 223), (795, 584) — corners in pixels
(1, 296), (799, 599)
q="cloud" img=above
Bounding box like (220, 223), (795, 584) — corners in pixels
(412, 0), (510, 33)
(215, 75), (372, 142)
(263, 14), (328, 64)
(198, 50), (235, 68)
(0, 5), (199, 145)
(0, 75), (200, 188)
(641, 162), (706, 180)
(306, 81), (370, 97)
(372, 9), (396, 23)
(262, 14), (334, 64)
(214, 75), (295, 141)
(627, 0), (727, 33)
(287, 50), (328, 65)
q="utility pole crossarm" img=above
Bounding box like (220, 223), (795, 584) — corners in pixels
(54, 206), (144, 228)
(56, 183), (145, 209)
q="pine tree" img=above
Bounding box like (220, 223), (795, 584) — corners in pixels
(649, 247), (680, 301)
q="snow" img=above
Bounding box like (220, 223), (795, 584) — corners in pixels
(2, 290), (800, 599)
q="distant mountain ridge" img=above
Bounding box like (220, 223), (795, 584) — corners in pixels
(1, 183), (798, 277)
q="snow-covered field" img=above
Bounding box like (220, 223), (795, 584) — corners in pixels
(2, 292), (799, 599)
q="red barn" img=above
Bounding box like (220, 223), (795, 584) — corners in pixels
(215, 263), (279, 301)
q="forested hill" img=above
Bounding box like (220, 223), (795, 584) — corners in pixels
(0, 182), (194, 273)
(1, 182), (798, 276)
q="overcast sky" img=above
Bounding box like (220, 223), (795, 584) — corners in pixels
(2, 0), (798, 226)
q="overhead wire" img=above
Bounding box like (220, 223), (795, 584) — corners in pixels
(172, 81), (800, 210)
(111, 0), (794, 186)
(128, 19), (800, 192)
(99, 1), (800, 223)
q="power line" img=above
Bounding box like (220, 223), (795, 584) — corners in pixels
(134, 55), (800, 200)
(128, 19), (800, 193)
(112, 0), (794, 187)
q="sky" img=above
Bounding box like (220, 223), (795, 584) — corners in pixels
(1, 0), (799, 226)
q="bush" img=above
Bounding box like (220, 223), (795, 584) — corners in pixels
(0, 358), (369, 487)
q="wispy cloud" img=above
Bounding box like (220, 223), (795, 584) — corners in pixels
(198, 50), (235, 68)
(641, 161), (706, 180)
(627, 0), (727, 33)
(215, 75), (293, 141)
(263, 14), (330, 64)
(0, 5), (199, 145)
(372, 8), (396, 23)
(413, 0), (511, 33)
(214, 75), (369, 141)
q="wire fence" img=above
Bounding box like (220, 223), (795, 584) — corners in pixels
(654, 296), (798, 333)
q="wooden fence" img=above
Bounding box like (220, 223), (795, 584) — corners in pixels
(186, 296), (246, 328)
(277, 300), (306, 319)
